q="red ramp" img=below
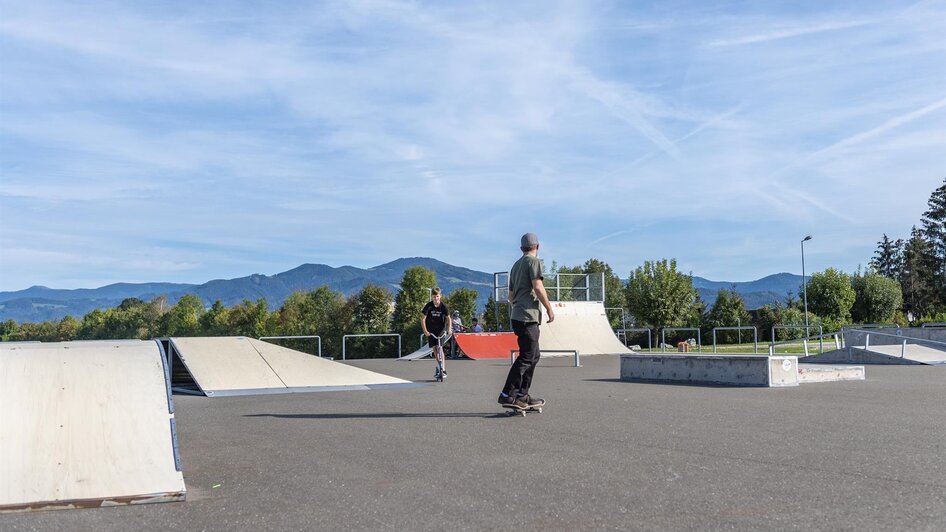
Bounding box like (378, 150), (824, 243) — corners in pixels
(454, 333), (519, 359)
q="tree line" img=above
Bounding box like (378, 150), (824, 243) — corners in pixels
(4, 179), (943, 350)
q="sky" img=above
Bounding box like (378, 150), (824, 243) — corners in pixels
(1, 0), (944, 292)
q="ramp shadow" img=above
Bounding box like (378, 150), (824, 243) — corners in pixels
(245, 412), (510, 420)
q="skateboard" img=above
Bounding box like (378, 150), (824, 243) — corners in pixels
(502, 403), (544, 416)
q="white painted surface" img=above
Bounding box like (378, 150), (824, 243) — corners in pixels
(170, 336), (409, 395)
(538, 301), (632, 356)
(171, 336), (287, 392)
(0, 340), (185, 510)
(251, 339), (410, 387)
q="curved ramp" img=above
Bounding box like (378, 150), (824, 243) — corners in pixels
(538, 301), (632, 356)
(0, 340), (185, 512)
(397, 345), (433, 361)
(168, 337), (413, 396)
(453, 332), (519, 359)
(805, 346), (946, 365)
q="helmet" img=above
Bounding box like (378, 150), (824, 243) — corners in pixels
(452, 310), (460, 317)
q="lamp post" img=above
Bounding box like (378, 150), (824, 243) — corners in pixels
(801, 235), (812, 328)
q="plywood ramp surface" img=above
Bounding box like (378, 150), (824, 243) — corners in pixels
(0, 340), (184, 511)
(170, 336), (287, 392)
(250, 338), (410, 386)
(538, 301), (632, 356)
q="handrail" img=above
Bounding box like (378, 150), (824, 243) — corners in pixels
(661, 327), (702, 352)
(768, 331), (841, 357)
(511, 349), (580, 367)
(921, 322), (946, 328)
(712, 326), (758, 353)
(342, 333), (402, 360)
(617, 328), (652, 350)
(842, 328), (946, 359)
(844, 329), (946, 350)
(259, 335), (322, 358)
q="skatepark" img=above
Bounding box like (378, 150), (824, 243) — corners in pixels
(2, 276), (945, 529)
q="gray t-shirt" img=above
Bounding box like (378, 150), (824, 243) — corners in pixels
(509, 254), (544, 323)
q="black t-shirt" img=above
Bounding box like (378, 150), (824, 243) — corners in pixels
(421, 301), (450, 335)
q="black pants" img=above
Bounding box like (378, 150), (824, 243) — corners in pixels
(502, 320), (540, 397)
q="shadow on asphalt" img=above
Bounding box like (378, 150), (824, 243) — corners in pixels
(584, 377), (755, 388)
(245, 412), (511, 420)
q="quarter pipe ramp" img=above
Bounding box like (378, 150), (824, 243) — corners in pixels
(0, 340), (185, 512)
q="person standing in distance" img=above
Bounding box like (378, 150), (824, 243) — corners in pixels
(421, 287), (452, 379)
(498, 232), (555, 409)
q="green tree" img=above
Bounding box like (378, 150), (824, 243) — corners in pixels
(1, 319), (18, 341)
(483, 295), (510, 332)
(158, 294), (205, 337)
(391, 266), (437, 343)
(754, 305), (821, 341)
(851, 269), (903, 324)
(901, 226), (939, 319)
(56, 316), (79, 341)
(920, 178), (946, 311)
(806, 268), (855, 331)
(198, 300), (231, 336)
(77, 308), (108, 339)
(625, 259), (698, 335)
(226, 298), (271, 338)
(702, 288), (751, 343)
(271, 287), (350, 357)
(871, 234), (904, 280)
(345, 284), (395, 358)
(444, 287), (479, 326)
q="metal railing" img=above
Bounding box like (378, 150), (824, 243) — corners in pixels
(921, 322), (946, 328)
(712, 326), (758, 353)
(341, 333), (401, 360)
(843, 328), (946, 359)
(258, 335), (322, 358)
(661, 327), (702, 352)
(511, 349), (580, 367)
(768, 331), (841, 357)
(771, 325), (823, 352)
(617, 328), (652, 350)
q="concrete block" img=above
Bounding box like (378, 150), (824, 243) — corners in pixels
(620, 354), (799, 387)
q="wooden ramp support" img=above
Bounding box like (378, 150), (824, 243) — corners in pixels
(0, 340), (185, 512)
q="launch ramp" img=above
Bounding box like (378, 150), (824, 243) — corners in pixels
(538, 301), (633, 356)
(167, 336), (412, 396)
(0, 340), (185, 512)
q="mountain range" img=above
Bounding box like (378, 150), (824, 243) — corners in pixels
(0, 258), (803, 323)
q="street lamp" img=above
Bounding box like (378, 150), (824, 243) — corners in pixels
(801, 235), (812, 328)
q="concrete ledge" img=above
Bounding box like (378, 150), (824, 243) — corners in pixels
(797, 364), (865, 383)
(620, 354), (799, 387)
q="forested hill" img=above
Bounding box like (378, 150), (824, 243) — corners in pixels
(0, 260), (803, 323)
(0, 258), (493, 323)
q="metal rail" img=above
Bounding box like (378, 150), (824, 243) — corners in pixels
(844, 328), (946, 359)
(510, 349), (581, 367)
(921, 322), (946, 328)
(661, 327), (702, 352)
(617, 328), (652, 350)
(258, 335), (322, 358)
(712, 326), (758, 353)
(342, 333), (401, 360)
(771, 325), (823, 352)
(768, 331), (841, 357)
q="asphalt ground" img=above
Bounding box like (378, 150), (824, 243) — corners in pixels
(3, 354), (945, 531)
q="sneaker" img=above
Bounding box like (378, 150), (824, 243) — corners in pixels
(434, 368), (441, 379)
(517, 395), (545, 407)
(497, 394), (516, 406)
(441, 370), (447, 379)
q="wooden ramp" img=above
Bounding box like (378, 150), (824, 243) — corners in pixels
(538, 301), (633, 356)
(0, 340), (185, 512)
(166, 336), (413, 397)
(453, 332), (519, 359)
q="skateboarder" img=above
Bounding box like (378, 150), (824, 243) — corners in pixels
(421, 287), (452, 379)
(498, 232), (555, 410)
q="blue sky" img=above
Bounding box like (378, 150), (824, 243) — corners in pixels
(1, 0), (944, 291)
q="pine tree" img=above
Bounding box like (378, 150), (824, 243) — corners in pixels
(871, 234), (904, 280)
(920, 178), (946, 311)
(900, 226), (938, 319)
